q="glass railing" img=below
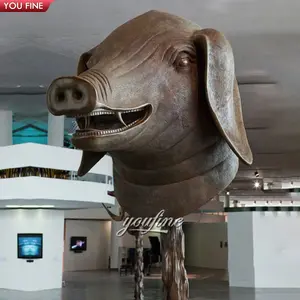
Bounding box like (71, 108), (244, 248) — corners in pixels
(0, 167), (113, 185)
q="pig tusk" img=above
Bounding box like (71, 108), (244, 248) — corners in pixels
(102, 203), (125, 221)
(116, 112), (127, 126)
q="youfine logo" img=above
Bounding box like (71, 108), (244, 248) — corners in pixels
(0, 0), (54, 12)
(116, 210), (184, 237)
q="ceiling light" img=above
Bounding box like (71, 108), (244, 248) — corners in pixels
(5, 205), (55, 208)
(254, 181), (260, 188)
(226, 191), (230, 195)
(254, 171), (259, 178)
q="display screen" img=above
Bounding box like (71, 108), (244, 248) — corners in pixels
(70, 236), (87, 251)
(18, 234), (43, 259)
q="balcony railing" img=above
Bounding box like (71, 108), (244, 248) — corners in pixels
(0, 167), (113, 185)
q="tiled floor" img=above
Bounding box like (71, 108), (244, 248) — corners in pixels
(1, 269), (300, 300)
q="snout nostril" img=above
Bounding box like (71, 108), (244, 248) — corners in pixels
(48, 76), (96, 115)
(73, 89), (83, 101)
(56, 91), (65, 103)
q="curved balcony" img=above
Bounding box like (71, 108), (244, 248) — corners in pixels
(0, 143), (114, 209)
(0, 167), (113, 185)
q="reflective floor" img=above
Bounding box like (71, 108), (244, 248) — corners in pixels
(1, 269), (300, 300)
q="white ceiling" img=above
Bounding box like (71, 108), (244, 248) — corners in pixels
(1, 0), (300, 191)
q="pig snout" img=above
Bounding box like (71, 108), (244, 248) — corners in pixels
(47, 76), (97, 116)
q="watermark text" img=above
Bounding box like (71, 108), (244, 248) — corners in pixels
(0, 0), (54, 12)
(116, 210), (184, 236)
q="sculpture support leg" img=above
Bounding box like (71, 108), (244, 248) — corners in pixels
(161, 224), (189, 300)
(134, 229), (144, 300)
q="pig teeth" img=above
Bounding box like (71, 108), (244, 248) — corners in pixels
(90, 110), (114, 116)
(116, 112), (127, 126)
(74, 119), (141, 137)
(76, 107), (144, 118)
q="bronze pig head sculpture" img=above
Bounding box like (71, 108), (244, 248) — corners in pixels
(47, 10), (252, 218)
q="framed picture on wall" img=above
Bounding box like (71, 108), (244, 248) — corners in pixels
(70, 236), (87, 252)
(17, 233), (43, 259)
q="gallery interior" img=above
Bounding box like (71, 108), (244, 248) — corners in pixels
(1, 0), (300, 299)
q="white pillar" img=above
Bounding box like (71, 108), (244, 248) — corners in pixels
(0, 110), (12, 146)
(110, 221), (123, 269)
(228, 210), (300, 288)
(227, 211), (255, 288)
(47, 113), (64, 147)
(224, 193), (230, 208)
(0, 209), (64, 291)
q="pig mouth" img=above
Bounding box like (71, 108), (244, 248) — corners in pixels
(73, 104), (152, 138)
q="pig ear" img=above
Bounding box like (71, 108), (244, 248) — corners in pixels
(193, 29), (253, 165)
(77, 52), (92, 74)
(77, 47), (97, 75)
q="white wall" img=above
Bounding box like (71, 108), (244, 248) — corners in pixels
(64, 219), (111, 271)
(0, 177), (115, 208)
(64, 206), (119, 220)
(184, 223), (228, 269)
(0, 143), (112, 175)
(0, 209), (64, 291)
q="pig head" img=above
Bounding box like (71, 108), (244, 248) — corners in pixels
(47, 10), (252, 218)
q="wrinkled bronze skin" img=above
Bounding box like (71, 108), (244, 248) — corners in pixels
(47, 10), (252, 218)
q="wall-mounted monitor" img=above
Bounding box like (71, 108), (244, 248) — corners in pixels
(70, 236), (87, 252)
(17, 233), (43, 259)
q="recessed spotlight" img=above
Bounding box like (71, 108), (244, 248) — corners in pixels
(254, 181), (260, 188)
(226, 191), (230, 195)
(254, 171), (259, 178)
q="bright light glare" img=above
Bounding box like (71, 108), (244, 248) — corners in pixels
(254, 181), (260, 188)
(5, 205), (55, 208)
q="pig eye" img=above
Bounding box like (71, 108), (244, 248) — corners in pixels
(174, 53), (192, 71)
